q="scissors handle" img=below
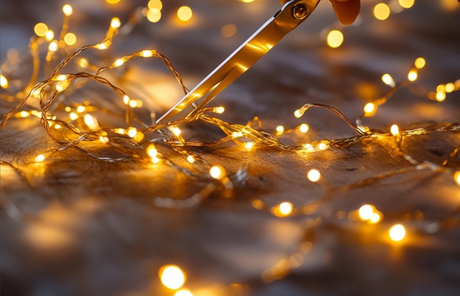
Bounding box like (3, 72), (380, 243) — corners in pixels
(157, 0), (322, 124)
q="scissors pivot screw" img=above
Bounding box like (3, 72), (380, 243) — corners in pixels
(293, 4), (308, 20)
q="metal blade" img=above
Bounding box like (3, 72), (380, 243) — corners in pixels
(156, 0), (321, 124)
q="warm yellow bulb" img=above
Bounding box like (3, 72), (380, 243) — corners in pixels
(35, 154), (45, 162)
(171, 127), (181, 136)
(77, 106), (85, 113)
(276, 125), (285, 135)
(123, 95), (130, 105)
(0, 75), (8, 88)
(414, 57), (426, 69)
(127, 127), (137, 138)
(114, 59), (124, 67)
(111, 18), (121, 29)
(48, 41), (58, 52)
(160, 265), (186, 290)
(187, 155), (195, 163)
(327, 30), (344, 48)
(34, 23), (48, 37)
(63, 4), (73, 16)
(453, 171), (460, 186)
(177, 6), (193, 22)
(45, 30), (55, 41)
(382, 73), (394, 86)
(445, 83), (455, 93)
(100, 136), (109, 144)
(358, 205), (374, 221)
(279, 202), (293, 216)
(210, 166), (224, 179)
(147, 144), (158, 158)
(389, 224), (406, 241)
(106, 0), (121, 4)
(369, 212), (381, 224)
(244, 142), (254, 150)
(299, 124), (309, 133)
(148, 0), (163, 11)
(175, 289), (193, 296)
(96, 43), (108, 50)
(364, 103), (375, 114)
(69, 112), (78, 120)
(390, 124), (400, 136)
(64, 33), (77, 46)
(407, 70), (417, 82)
(374, 3), (390, 21)
(398, 0), (414, 9)
(141, 50), (154, 57)
(307, 169), (321, 182)
(436, 92), (446, 102)
(147, 9), (162, 23)
(84, 114), (99, 130)
(241, 0), (255, 3)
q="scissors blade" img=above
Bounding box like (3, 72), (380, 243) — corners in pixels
(156, 0), (321, 124)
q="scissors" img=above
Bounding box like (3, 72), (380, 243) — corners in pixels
(157, 0), (322, 124)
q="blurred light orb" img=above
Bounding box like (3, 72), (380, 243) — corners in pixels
(358, 205), (374, 220)
(398, 0), (414, 9)
(414, 57), (426, 69)
(175, 290), (193, 296)
(148, 0), (163, 11)
(221, 24), (237, 38)
(106, 0), (121, 4)
(454, 171), (460, 186)
(307, 169), (321, 182)
(177, 6), (193, 22)
(34, 23), (48, 37)
(374, 3), (391, 20)
(327, 30), (344, 48)
(279, 202), (293, 216)
(147, 9), (162, 23)
(64, 33), (77, 46)
(160, 265), (186, 290)
(389, 224), (406, 241)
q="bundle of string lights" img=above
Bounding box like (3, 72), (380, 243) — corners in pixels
(1, 0), (460, 295)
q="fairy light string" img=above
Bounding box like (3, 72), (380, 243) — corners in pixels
(1, 1), (459, 294)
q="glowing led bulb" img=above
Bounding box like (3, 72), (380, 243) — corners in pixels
(415, 57), (426, 69)
(358, 205), (374, 220)
(369, 212), (382, 224)
(147, 9), (162, 23)
(100, 136), (109, 144)
(45, 30), (55, 41)
(127, 127), (137, 138)
(187, 155), (195, 163)
(214, 107), (225, 114)
(382, 73), (395, 86)
(64, 33), (77, 46)
(445, 83), (455, 93)
(244, 142), (254, 150)
(364, 103), (375, 114)
(48, 41), (58, 52)
(299, 124), (309, 133)
(148, 0), (163, 11)
(106, 0), (121, 4)
(398, 0), (414, 9)
(307, 169), (321, 182)
(34, 23), (48, 37)
(160, 265), (186, 290)
(294, 110), (303, 118)
(123, 95), (130, 105)
(241, 0), (255, 3)
(111, 18), (121, 29)
(63, 4), (73, 16)
(114, 59), (124, 67)
(147, 144), (158, 158)
(454, 171), (460, 186)
(177, 6), (193, 22)
(77, 106), (85, 113)
(96, 43), (107, 50)
(276, 125), (285, 135)
(141, 50), (154, 57)
(436, 92), (446, 102)
(69, 112), (78, 120)
(35, 154), (45, 162)
(374, 3), (391, 20)
(175, 290), (193, 296)
(279, 202), (293, 216)
(407, 70), (417, 82)
(210, 166), (224, 179)
(171, 127), (181, 136)
(0, 75), (8, 88)
(327, 30), (344, 48)
(389, 224), (406, 241)
(84, 114), (98, 130)
(390, 124), (400, 136)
